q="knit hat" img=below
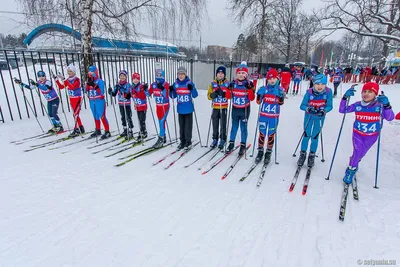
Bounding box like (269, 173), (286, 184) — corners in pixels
(119, 70), (128, 77)
(177, 66), (187, 75)
(216, 65), (226, 76)
(67, 64), (76, 74)
(88, 66), (99, 78)
(155, 69), (165, 80)
(132, 72), (140, 80)
(362, 82), (379, 95)
(37, 70), (46, 77)
(313, 74), (327, 85)
(266, 69), (278, 79)
(236, 61), (248, 74)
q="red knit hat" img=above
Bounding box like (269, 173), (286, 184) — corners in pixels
(362, 82), (379, 95)
(236, 61), (249, 74)
(132, 72), (140, 80)
(266, 69), (279, 79)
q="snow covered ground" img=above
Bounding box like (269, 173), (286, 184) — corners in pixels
(0, 81), (399, 267)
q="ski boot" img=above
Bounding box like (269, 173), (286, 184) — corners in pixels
(141, 130), (148, 139)
(79, 125), (85, 134)
(264, 148), (272, 164)
(163, 135), (167, 144)
(47, 127), (55, 134)
(184, 141), (192, 151)
(101, 130), (111, 140)
(120, 127), (127, 138)
(343, 166), (357, 184)
(226, 141), (234, 154)
(210, 139), (218, 149)
(90, 129), (102, 138)
(218, 139), (226, 150)
(55, 125), (64, 133)
(177, 141), (185, 150)
(307, 152), (316, 168)
(238, 142), (246, 156)
(126, 129), (134, 140)
(297, 151), (307, 166)
(152, 136), (165, 149)
(255, 148), (264, 164)
(68, 128), (80, 138)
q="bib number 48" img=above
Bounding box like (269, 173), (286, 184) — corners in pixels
(178, 95), (190, 103)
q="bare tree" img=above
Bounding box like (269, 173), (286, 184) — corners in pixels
(270, 0), (302, 62)
(318, 0), (400, 65)
(18, 0), (207, 77)
(228, 0), (275, 63)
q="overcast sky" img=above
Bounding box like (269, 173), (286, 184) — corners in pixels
(0, 0), (325, 48)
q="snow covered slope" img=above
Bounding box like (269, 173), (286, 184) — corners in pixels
(0, 81), (399, 267)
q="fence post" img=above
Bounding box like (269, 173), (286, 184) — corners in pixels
(0, 104), (4, 123)
(4, 50), (22, 120)
(0, 60), (13, 121)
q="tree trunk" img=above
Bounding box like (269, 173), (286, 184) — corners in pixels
(304, 38), (309, 64)
(380, 0), (396, 68)
(286, 35), (291, 63)
(82, 0), (95, 81)
(259, 6), (266, 64)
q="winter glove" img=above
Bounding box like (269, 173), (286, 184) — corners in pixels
(343, 88), (356, 99)
(306, 107), (318, 114)
(229, 81), (235, 89)
(14, 78), (21, 85)
(377, 95), (389, 106)
(216, 87), (224, 96)
(157, 82), (164, 90)
(169, 85), (174, 93)
(143, 83), (148, 91)
(86, 78), (95, 87)
(45, 84), (52, 90)
(210, 92), (218, 99)
(108, 87), (113, 96)
(29, 79), (38, 87)
(245, 81), (254, 89)
(257, 87), (266, 95)
(125, 93), (131, 100)
(315, 109), (326, 117)
(115, 84), (121, 91)
(187, 83), (193, 90)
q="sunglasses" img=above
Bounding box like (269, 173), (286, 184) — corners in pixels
(37, 74), (46, 77)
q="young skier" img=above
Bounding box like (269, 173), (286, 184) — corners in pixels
(55, 64), (85, 137)
(108, 70), (133, 139)
(207, 65), (232, 149)
(292, 65), (303, 94)
(297, 74), (333, 167)
(131, 72), (148, 140)
(226, 62), (255, 156)
(15, 71), (64, 133)
(339, 82), (394, 184)
(332, 69), (344, 97)
(255, 69), (285, 164)
(149, 69), (170, 148)
(86, 65), (111, 139)
(280, 64), (292, 95)
(170, 66), (198, 150)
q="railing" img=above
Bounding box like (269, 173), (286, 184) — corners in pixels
(0, 49), (278, 123)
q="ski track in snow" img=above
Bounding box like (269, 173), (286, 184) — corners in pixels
(0, 81), (400, 267)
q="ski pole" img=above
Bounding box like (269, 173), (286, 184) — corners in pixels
(205, 112), (212, 148)
(172, 97), (178, 141)
(192, 99), (204, 147)
(51, 70), (71, 132)
(274, 93), (280, 165)
(147, 96), (159, 136)
(109, 86), (121, 135)
(292, 115), (312, 157)
(325, 85), (357, 180)
(374, 92), (385, 189)
(225, 88), (233, 153)
(320, 119), (325, 162)
(14, 80), (44, 132)
(250, 97), (263, 157)
(162, 98), (173, 147)
(28, 79), (53, 127)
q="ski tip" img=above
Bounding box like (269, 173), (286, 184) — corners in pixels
(221, 176), (226, 180)
(275, 162), (280, 165)
(292, 154), (296, 157)
(325, 177), (330, 180)
(201, 171), (206, 175)
(302, 191), (306, 195)
(321, 159), (326, 162)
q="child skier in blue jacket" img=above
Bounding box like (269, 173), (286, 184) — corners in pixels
(298, 74), (333, 167)
(170, 66), (198, 150)
(255, 69), (285, 164)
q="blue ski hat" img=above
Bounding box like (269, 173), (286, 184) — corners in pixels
(119, 70), (128, 77)
(37, 70), (46, 77)
(88, 65), (99, 78)
(313, 74), (327, 85)
(155, 69), (165, 82)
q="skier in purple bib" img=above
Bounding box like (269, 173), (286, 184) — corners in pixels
(339, 82), (394, 184)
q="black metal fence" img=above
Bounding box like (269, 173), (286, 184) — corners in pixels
(0, 49), (276, 123)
